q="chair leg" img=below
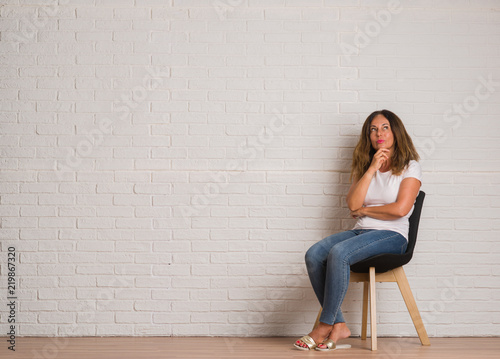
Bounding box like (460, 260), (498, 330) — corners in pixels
(393, 266), (431, 346)
(361, 281), (369, 340)
(369, 267), (377, 351)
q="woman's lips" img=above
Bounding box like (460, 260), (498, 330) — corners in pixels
(377, 140), (385, 144)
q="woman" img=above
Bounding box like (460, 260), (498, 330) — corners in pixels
(294, 110), (422, 351)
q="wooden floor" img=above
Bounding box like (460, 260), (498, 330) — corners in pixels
(5, 336), (500, 359)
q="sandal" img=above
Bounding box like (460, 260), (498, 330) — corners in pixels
(293, 335), (318, 351)
(315, 338), (352, 351)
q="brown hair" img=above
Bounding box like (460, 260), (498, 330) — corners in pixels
(350, 110), (420, 181)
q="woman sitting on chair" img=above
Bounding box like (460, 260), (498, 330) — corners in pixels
(294, 109), (422, 351)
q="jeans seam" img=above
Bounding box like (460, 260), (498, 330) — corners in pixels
(401, 241), (408, 254)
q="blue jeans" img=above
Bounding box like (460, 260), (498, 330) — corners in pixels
(305, 229), (408, 325)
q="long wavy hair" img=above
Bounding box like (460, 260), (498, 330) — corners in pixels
(350, 110), (420, 181)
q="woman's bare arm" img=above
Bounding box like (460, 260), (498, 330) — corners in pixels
(346, 148), (389, 211)
(350, 177), (421, 220)
(346, 169), (375, 211)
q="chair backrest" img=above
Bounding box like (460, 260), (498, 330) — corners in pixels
(350, 190), (426, 273)
(405, 190), (426, 259)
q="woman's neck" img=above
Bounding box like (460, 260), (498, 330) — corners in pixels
(379, 158), (392, 172)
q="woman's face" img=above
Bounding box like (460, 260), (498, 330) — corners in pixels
(369, 114), (394, 151)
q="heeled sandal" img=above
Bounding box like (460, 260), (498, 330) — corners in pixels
(293, 335), (318, 351)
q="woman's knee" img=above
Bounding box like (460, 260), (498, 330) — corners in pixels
(304, 246), (315, 264)
(305, 244), (322, 266)
(327, 245), (345, 264)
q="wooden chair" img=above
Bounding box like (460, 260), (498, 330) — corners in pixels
(313, 191), (430, 351)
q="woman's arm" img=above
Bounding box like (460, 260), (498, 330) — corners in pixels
(346, 148), (389, 211)
(350, 177), (421, 220)
(346, 169), (375, 211)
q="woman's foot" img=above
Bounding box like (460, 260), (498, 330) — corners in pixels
(316, 322), (351, 350)
(294, 322), (333, 350)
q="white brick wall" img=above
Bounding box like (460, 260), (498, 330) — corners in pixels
(1, 0), (500, 338)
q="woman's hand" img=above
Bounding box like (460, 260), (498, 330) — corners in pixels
(346, 149), (390, 211)
(350, 207), (365, 219)
(369, 148), (390, 172)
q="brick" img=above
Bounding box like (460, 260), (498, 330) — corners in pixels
(39, 312), (75, 324)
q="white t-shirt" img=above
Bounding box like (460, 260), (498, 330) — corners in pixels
(352, 160), (422, 241)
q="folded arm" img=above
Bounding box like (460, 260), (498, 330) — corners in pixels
(350, 177), (421, 220)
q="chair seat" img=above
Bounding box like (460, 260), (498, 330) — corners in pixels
(350, 252), (412, 273)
